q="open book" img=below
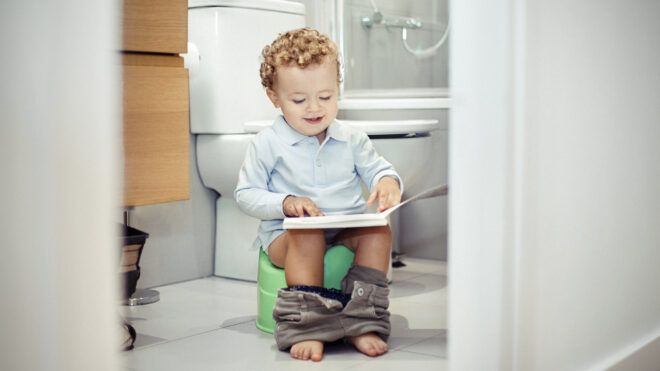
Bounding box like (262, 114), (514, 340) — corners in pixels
(283, 184), (448, 230)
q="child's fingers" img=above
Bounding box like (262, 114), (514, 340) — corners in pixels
(284, 196), (324, 217)
(378, 195), (389, 212)
(303, 203), (324, 217)
(366, 189), (379, 206)
(377, 191), (400, 212)
(378, 194), (390, 212)
(294, 204), (305, 217)
(386, 191), (400, 206)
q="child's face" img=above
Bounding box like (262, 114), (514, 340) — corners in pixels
(266, 58), (339, 143)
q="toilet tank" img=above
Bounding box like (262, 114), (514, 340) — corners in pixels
(187, 0), (305, 134)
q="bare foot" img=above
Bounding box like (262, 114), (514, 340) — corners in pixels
(290, 340), (324, 361)
(347, 333), (388, 357)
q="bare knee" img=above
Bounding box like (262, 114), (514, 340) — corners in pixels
(337, 226), (391, 273)
(269, 230), (325, 267)
(289, 229), (326, 249)
(268, 229), (327, 286)
(343, 225), (392, 250)
(363, 225), (392, 255)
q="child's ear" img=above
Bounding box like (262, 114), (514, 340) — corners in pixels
(266, 88), (280, 108)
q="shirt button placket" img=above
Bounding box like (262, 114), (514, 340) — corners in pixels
(315, 155), (325, 184)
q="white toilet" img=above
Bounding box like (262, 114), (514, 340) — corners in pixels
(187, 0), (443, 281)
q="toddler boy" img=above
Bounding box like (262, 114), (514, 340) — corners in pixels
(235, 28), (402, 362)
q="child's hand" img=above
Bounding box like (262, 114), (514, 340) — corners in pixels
(282, 196), (325, 217)
(366, 176), (402, 212)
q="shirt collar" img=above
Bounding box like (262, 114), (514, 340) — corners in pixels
(273, 115), (349, 145)
(326, 120), (349, 142)
(272, 115), (307, 145)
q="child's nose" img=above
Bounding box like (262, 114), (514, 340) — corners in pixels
(307, 98), (321, 112)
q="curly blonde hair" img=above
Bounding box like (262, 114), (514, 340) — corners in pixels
(260, 28), (341, 90)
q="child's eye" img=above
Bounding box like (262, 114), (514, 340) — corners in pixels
(293, 99), (305, 104)
(320, 96), (331, 101)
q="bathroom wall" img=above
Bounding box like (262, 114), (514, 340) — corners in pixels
(449, 0), (660, 369)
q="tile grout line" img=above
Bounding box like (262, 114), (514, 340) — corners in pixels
(130, 317), (258, 352)
(389, 331), (443, 353)
(395, 348), (447, 359)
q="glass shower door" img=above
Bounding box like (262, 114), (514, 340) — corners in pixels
(337, 0), (450, 99)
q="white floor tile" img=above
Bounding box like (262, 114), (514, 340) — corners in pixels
(399, 332), (448, 358)
(390, 267), (426, 282)
(387, 300), (446, 352)
(123, 321), (367, 371)
(121, 257), (448, 371)
(340, 349), (448, 371)
(394, 257), (447, 276)
(390, 273), (447, 306)
(120, 279), (257, 342)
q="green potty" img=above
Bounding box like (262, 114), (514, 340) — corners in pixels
(256, 245), (355, 334)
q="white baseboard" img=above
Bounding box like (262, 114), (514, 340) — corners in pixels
(588, 326), (660, 371)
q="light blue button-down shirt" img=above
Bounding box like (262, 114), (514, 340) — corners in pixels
(234, 115), (403, 250)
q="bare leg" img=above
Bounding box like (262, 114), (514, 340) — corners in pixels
(336, 225), (392, 357)
(268, 229), (326, 361)
(336, 225), (391, 279)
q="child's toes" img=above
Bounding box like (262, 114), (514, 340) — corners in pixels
(376, 341), (388, 354)
(290, 344), (303, 359)
(290, 340), (324, 361)
(303, 347), (312, 360)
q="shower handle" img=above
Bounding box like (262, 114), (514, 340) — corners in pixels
(361, 12), (421, 30)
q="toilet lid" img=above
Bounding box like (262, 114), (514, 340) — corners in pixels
(188, 0), (305, 14)
(243, 119), (441, 135)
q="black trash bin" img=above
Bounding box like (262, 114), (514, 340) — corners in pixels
(119, 224), (149, 303)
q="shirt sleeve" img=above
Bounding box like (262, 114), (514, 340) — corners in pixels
(353, 131), (404, 194)
(234, 136), (288, 220)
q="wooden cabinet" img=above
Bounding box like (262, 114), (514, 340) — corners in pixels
(122, 0), (187, 54)
(121, 0), (190, 207)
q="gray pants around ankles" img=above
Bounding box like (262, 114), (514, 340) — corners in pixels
(272, 264), (391, 350)
(273, 288), (346, 350)
(340, 264), (391, 342)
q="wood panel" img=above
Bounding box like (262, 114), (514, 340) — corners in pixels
(122, 0), (188, 54)
(122, 52), (184, 67)
(122, 65), (190, 206)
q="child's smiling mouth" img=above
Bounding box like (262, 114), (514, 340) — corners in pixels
(304, 116), (324, 124)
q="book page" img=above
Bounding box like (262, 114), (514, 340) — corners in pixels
(282, 184), (448, 230)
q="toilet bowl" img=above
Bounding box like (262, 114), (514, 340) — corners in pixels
(187, 0), (446, 282)
(187, 0), (306, 281)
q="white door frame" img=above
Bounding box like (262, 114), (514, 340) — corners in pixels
(448, 0), (525, 369)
